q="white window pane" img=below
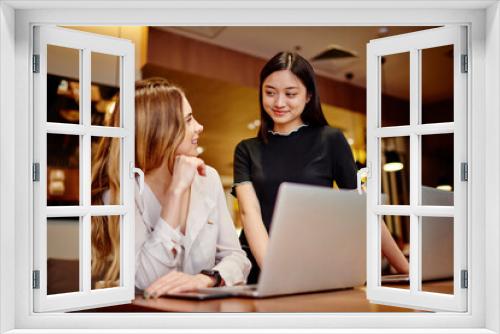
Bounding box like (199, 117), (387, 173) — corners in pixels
(47, 217), (80, 295)
(380, 52), (410, 127)
(47, 45), (80, 124)
(91, 137), (122, 205)
(421, 45), (454, 124)
(47, 133), (80, 206)
(380, 136), (409, 205)
(91, 52), (121, 127)
(91, 215), (121, 289)
(421, 133), (454, 205)
(421, 216), (454, 295)
(380, 215), (410, 290)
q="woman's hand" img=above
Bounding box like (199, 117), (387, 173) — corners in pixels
(169, 155), (206, 194)
(143, 271), (215, 298)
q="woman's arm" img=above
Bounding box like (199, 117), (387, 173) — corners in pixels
(210, 168), (252, 285)
(381, 221), (409, 274)
(236, 183), (269, 268)
(135, 203), (184, 290)
(160, 155), (206, 231)
(135, 156), (206, 290)
(232, 141), (268, 268)
(331, 129), (408, 274)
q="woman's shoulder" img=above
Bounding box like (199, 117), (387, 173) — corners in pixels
(318, 125), (343, 137)
(236, 136), (261, 150)
(204, 165), (220, 180)
(234, 137), (262, 161)
(200, 165), (224, 189)
(310, 126), (348, 152)
(313, 125), (346, 143)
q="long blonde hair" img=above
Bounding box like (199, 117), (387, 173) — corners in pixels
(91, 78), (187, 287)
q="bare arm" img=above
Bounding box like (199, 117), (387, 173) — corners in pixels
(236, 183), (269, 268)
(135, 156), (206, 290)
(381, 221), (409, 274)
(160, 155), (206, 231)
(159, 189), (185, 231)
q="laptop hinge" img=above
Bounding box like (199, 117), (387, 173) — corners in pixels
(33, 270), (40, 289)
(461, 270), (468, 289)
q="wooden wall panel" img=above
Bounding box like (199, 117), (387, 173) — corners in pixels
(147, 28), (265, 89)
(147, 27), (372, 115)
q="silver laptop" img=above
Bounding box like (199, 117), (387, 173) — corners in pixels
(382, 186), (454, 283)
(421, 186), (454, 280)
(174, 182), (367, 299)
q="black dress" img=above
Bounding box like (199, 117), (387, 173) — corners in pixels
(233, 125), (358, 283)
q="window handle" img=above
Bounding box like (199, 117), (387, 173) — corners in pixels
(130, 162), (145, 194)
(357, 166), (370, 194)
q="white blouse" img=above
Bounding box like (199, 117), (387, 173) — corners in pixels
(134, 166), (251, 290)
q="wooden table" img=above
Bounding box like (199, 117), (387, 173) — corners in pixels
(86, 280), (453, 313)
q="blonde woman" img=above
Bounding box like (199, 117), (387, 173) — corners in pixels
(91, 78), (251, 298)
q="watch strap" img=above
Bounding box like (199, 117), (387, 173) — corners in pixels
(200, 269), (222, 287)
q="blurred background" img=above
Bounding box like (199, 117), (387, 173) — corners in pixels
(45, 26), (454, 293)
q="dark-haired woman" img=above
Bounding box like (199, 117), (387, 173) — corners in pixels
(233, 52), (409, 283)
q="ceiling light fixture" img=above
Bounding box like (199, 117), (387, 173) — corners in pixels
(247, 119), (261, 130)
(310, 44), (358, 62)
(383, 151), (404, 172)
(436, 184), (452, 192)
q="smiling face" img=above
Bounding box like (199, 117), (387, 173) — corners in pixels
(176, 94), (204, 157)
(261, 69), (310, 133)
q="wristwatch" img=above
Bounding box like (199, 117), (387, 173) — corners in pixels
(200, 269), (222, 287)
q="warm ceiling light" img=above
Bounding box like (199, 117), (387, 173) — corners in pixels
(436, 185), (452, 192)
(106, 101), (116, 114)
(383, 151), (403, 172)
(383, 162), (404, 172)
(247, 119), (261, 130)
(196, 146), (205, 155)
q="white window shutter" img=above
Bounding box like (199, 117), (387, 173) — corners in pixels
(33, 26), (135, 312)
(365, 26), (468, 312)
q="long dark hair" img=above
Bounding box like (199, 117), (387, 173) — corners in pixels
(258, 51), (328, 142)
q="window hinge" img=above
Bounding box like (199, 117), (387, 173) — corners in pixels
(33, 270), (40, 289)
(461, 270), (468, 289)
(32, 54), (40, 73)
(461, 162), (468, 182)
(33, 163), (40, 182)
(461, 54), (468, 73)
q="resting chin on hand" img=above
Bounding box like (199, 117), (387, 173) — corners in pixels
(143, 271), (216, 299)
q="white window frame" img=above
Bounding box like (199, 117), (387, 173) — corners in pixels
(0, 1), (499, 333)
(365, 26), (468, 312)
(32, 26), (136, 312)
